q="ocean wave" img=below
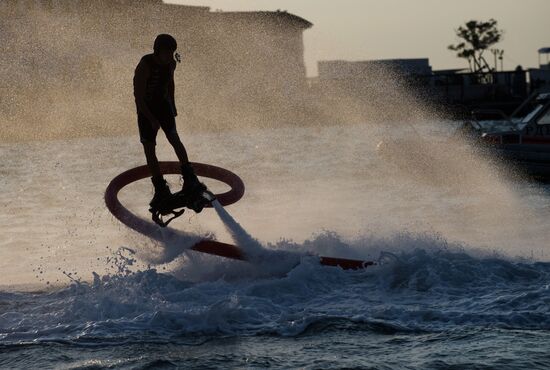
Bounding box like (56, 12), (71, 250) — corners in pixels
(0, 232), (550, 345)
(1, 232), (550, 345)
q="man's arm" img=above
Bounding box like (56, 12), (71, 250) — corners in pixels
(169, 62), (177, 117)
(133, 60), (159, 128)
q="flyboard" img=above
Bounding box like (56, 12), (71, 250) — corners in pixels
(104, 162), (374, 270)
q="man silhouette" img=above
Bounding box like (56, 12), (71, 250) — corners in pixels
(133, 34), (203, 209)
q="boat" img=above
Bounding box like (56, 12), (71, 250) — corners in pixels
(460, 91), (550, 180)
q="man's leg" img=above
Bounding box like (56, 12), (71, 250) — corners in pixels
(165, 130), (203, 192)
(143, 142), (162, 179)
(138, 111), (172, 209)
(142, 141), (171, 207)
(165, 130), (189, 165)
(138, 110), (163, 180)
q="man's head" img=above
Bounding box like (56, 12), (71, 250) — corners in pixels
(153, 34), (177, 65)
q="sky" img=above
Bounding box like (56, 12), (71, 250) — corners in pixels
(169, 0), (550, 76)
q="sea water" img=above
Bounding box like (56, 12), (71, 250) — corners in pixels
(1, 123), (550, 369)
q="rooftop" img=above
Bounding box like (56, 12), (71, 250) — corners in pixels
(212, 10), (313, 29)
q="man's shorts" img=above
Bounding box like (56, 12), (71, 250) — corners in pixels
(137, 99), (177, 145)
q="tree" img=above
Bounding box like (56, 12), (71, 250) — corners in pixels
(448, 19), (503, 73)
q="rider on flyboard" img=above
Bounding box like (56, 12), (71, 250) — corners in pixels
(133, 34), (206, 218)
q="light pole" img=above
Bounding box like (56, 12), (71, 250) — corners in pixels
(491, 49), (498, 72)
(490, 48), (504, 71)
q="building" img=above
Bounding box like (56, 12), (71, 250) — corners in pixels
(538, 47), (550, 70)
(528, 48), (550, 93)
(314, 56), (550, 118)
(1, 0), (313, 129)
(318, 59), (432, 80)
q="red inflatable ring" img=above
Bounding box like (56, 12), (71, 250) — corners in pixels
(104, 162), (244, 237)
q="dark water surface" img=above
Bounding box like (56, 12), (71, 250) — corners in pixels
(2, 248), (550, 369)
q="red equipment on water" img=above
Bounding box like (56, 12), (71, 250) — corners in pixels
(104, 162), (374, 270)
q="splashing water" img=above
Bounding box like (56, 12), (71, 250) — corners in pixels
(1, 122), (550, 368)
(211, 200), (264, 256)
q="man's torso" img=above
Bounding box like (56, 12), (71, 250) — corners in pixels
(140, 54), (175, 102)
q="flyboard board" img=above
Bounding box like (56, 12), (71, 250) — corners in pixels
(104, 162), (374, 270)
